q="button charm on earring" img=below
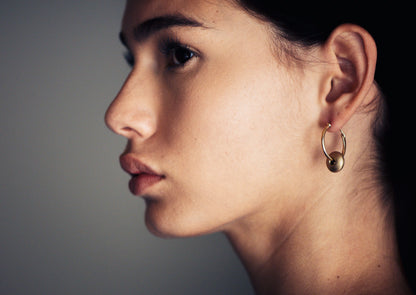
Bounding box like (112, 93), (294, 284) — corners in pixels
(321, 123), (347, 173)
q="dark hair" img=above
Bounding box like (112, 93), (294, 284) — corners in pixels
(235, 0), (415, 290)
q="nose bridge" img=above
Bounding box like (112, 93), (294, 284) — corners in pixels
(105, 69), (158, 140)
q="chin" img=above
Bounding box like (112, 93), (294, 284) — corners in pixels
(143, 198), (224, 239)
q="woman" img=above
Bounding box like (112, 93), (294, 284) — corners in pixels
(105, 0), (414, 294)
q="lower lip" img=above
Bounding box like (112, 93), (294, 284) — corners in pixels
(129, 173), (163, 196)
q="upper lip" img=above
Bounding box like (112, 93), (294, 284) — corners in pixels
(119, 153), (163, 177)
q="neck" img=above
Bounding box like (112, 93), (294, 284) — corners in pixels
(223, 172), (409, 295)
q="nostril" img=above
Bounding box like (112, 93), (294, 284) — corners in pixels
(113, 124), (137, 138)
(121, 126), (135, 134)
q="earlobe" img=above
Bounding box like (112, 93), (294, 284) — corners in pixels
(320, 24), (377, 132)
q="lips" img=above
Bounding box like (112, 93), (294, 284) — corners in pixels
(119, 154), (164, 196)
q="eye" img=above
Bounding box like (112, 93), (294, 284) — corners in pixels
(159, 37), (198, 69)
(168, 46), (195, 67)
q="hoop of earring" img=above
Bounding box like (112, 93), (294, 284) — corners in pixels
(321, 123), (347, 173)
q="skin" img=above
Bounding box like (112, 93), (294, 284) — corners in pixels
(105, 0), (412, 294)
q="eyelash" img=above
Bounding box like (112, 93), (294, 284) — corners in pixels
(123, 51), (135, 68)
(123, 36), (198, 70)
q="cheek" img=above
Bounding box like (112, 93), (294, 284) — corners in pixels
(154, 62), (299, 235)
(184, 61), (297, 179)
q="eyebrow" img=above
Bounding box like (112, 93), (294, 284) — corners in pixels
(119, 13), (206, 46)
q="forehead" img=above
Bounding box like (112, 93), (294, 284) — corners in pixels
(122, 0), (246, 32)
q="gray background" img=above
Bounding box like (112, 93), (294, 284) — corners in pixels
(0, 1), (253, 294)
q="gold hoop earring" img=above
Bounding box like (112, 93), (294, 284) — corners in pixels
(321, 123), (346, 173)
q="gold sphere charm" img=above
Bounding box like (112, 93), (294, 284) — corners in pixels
(326, 151), (344, 172)
(321, 123), (347, 173)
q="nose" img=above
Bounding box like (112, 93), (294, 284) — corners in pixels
(105, 71), (158, 140)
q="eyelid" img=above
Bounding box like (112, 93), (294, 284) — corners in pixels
(158, 36), (200, 58)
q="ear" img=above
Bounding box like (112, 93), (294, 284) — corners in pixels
(319, 24), (377, 132)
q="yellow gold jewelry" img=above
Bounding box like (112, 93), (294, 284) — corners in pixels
(321, 123), (346, 172)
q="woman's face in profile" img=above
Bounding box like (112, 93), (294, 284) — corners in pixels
(106, 0), (321, 238)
